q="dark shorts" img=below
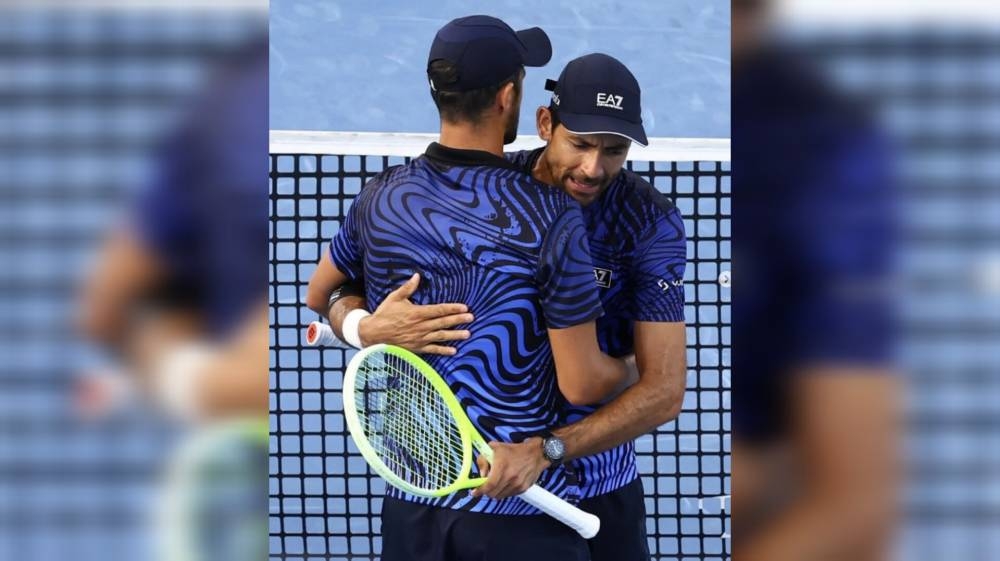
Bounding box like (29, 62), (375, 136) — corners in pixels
(579, 478), (651, 561)
(380, 479), (650, 561)
(381, 497), (590, 561)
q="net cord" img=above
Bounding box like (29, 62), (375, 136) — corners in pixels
(270, 130), (731, 163)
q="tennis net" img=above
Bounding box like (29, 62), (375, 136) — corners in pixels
(268, 131), (731, 560)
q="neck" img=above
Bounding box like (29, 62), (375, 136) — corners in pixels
(532, 149), (557, 186)
(439, 120), (504, 157)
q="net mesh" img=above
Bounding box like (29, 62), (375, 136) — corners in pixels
(268, 138), (732, 560)
(349, 350), (467, 493)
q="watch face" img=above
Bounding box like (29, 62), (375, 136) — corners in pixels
(543, 437), (565, 461)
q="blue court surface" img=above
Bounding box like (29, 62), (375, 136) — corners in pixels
(270, 0), (731, 139)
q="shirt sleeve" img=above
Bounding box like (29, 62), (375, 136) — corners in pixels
(536, 205), (604, 328)
(788, 129), (896, 364)
(327, 194), (366, 280)
(631, 205), (687, 322)
(132, 127), (198, 269)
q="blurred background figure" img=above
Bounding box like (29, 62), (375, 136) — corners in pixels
(0, 2), (266, 561)
(732, 0), (901, 560)
(735, 1), (1000, 560)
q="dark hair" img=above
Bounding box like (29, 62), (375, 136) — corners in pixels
(547, 103), (562, 130)
(428, 60), (522, 124)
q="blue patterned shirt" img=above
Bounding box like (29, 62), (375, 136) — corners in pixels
(329, 143), (604, 514)
(508, 148), (687, 499)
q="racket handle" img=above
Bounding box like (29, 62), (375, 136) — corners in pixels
(519, 484), (600, 539)
(305, 321), (336, 346)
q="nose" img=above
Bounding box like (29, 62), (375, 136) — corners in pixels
(579, 151), (604, 184)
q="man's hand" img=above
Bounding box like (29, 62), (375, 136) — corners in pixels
(471, 437), (549, 499)
(358, 273), (474, 355)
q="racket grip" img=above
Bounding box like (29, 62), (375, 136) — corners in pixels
(305, 321), (336, 346)
(519, 484), (600, 539)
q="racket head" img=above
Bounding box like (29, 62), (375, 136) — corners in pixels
(343, 344), (485, 497)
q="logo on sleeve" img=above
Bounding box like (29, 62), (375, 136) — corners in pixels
(658, 278), (683, 292)
(594, 267), (613, 288)
(596, 93), (624, 111)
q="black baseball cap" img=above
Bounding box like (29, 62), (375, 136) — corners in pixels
(428, 15), (552, 92)
(545, 53), (648, 146)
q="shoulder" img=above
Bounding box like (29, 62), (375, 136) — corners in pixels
(503, 147), (544, 174)
(360, 161), (418, 194)
(612, 169), (681, 226)
(490, 163), (580, 215)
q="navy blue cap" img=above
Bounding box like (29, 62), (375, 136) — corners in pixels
(545, 53), (648, 146)
(428, 15), (552, 92)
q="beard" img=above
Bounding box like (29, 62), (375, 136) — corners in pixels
(502, 110), (519, 145)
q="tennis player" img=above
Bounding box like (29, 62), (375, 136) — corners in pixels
(305, 16), (634, 561)
(323, 53), (687, 561)
(76, 38), (269, 422)
(76, 37), (269, 561)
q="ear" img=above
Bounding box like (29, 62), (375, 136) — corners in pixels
(497, 81), (517, 114)
(536, 106), (552, 141)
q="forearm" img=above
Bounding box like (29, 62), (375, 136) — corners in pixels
(739, 371), (901, 561)
(554, 374), (682, 460)
(195, 305), (269, 418)
(148, 303), (268, 420)
(77, 228), (165, 348)
(550, 322), (632, 405)
(739, 487), (895, 561)
(328, 294), (368, 344)
(606, 354), (640, 398)
(304, 254), (351, 316)
(196, 351), (269, 418)
(580, 352), (631, 403)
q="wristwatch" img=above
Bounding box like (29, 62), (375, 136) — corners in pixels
(540, 432), (566, 466)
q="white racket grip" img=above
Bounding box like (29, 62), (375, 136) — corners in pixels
(305, 321), (336, 346)
(519, 484), (600, 539)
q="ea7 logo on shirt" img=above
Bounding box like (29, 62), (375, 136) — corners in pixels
(596, 93), (624, 111)
(657, 278), (683, 292)
(593, 267), (613, 288)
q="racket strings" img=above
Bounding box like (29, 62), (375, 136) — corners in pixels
(354, 352), (466, 491)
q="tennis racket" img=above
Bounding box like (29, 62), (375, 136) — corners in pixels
(341, 342), (601, 539)
(159, 418), (269, 561)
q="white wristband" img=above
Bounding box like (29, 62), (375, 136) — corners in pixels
(342, 308), (371, 349)
(154, 343), (214, 422)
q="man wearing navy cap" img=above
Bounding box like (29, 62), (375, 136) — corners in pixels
(496, 52), (686, 561)
(326, 52), (688, 561)
(307, 17), (636, 561)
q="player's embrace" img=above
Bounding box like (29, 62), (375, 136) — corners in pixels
(322, 52), (689, 561)
(306, 15), (634, 561)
